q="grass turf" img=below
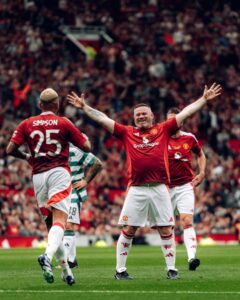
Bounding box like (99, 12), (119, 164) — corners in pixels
(0, 245), (239, 300)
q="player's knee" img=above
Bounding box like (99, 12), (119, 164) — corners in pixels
(66, 222), (74, 231)
(122, 225), (138, 237)
(158, 226), (173, 237)
(181, 215), (193, 229)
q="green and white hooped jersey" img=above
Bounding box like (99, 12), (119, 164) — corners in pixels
(69, 144), (97, 203)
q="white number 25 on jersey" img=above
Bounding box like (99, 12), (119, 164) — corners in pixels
(30, 129), (62, 157)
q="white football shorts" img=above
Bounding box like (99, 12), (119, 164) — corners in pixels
(32, 167), (72, 216)
(170, 182), (195, 215)
(67, 201), (82, 224)
(118, 184), (174, 227)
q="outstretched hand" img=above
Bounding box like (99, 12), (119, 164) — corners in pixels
(203, 83), (222, 101)
(67, 92), (86, 109)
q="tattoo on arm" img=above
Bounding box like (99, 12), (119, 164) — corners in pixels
(85, 107), (107, 121)
(84, 105), (115, 133)
(85, 160), (103, 184)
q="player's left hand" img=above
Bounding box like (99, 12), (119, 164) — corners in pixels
(203, 83), (222, 101)
(73, 179), (87, 190)
(192, 172), (204, 187)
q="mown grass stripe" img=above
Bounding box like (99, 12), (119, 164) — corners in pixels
(0, 290), (240, 294)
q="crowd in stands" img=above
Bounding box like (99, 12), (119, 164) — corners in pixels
(0, 0), (239, 241)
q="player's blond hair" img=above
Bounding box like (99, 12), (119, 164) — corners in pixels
(40, 88), (59, 102)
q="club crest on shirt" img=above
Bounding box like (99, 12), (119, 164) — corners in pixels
(150, 128), (158, 135)
(183, 143), (189, 150)
(122, 215), (128, 222)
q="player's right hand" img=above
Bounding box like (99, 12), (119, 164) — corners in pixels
(67, 92), (86, 109)
(73, 179), (87, 190)
(192, 172), (204, 187)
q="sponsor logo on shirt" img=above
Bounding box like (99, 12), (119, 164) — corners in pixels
(33, 120), (58, 126)
(142, 136), (149, 144)
(133, 142), (159, 149)
(174, 152), (182, 159)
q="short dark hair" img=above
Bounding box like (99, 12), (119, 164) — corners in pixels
(167, 107), (180, 115)
(133, 103), (151, 110)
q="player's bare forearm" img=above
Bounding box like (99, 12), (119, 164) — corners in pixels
(192, 150), (206, 186)
(176, 83), (222, 126)
(85, 158), (103, 184)
(197, 150), (206, 176)
(67, 91), (115, 133)
(6, 141), (31, 161)
(73, 159), (103, 190)
(84, 105), (115, 133)
(176, 97), (206, 126)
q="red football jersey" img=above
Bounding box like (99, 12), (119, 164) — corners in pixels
(10, 112), (87, 174)
(168, 131), (201, 187)
(113, 117), (179, 186)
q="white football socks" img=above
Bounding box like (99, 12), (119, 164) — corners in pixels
(63, 230), (75, 262)
(183, 226), (197, 261)
(68, 237), (76, 263)
(116, 231), (133, 273)
(55, 242), (69, 269)
(45, 223), (65, 261)
(160, 233), (176, 271)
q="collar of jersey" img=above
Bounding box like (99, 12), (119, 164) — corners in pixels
(40, 111), (56, 115)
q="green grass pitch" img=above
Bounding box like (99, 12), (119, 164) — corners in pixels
(0, 245), (239, 300)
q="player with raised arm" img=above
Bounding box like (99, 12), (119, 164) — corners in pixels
(167, 107), (206, 271)
(63, 143), (103, 268)
(6, 88), (91, 285)
(67, 83), (221, 280)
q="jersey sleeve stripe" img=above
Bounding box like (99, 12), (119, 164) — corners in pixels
(86, 156), (97, 167)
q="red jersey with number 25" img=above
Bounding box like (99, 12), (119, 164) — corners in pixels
(168, 131), (201, 187)
(10, 112), (87, 174)
(113, 117), (179, 186)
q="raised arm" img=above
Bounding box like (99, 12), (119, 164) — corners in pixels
(176, 83), (222, 127)
(67, 92), (115, 134)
